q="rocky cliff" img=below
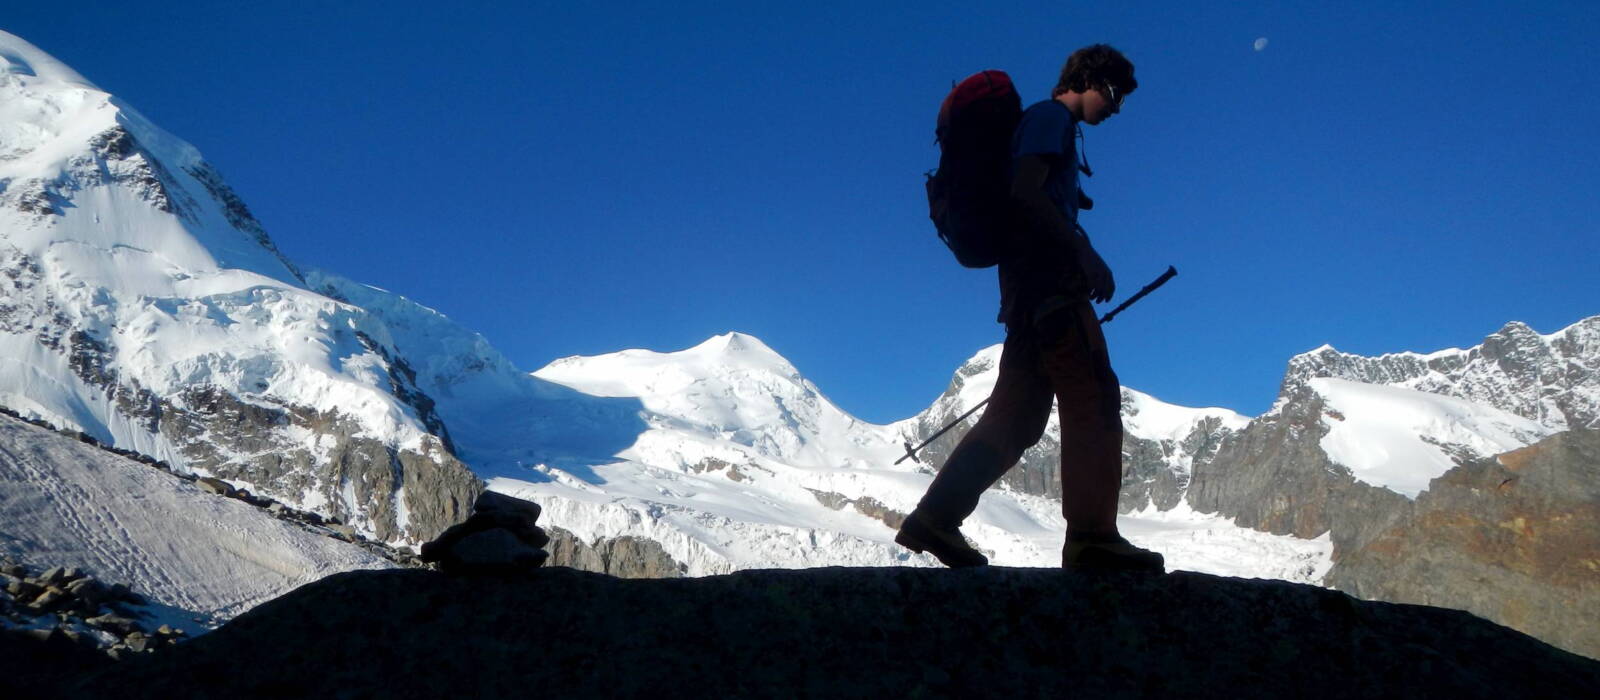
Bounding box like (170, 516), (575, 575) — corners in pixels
(1326, 429), (1600, 659)
(1187, 318), (1600, 658)
(49, 566), (1600, 698)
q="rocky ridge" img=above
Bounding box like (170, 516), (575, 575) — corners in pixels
(56, 566), (1600, 699)
(1325, 429), (1600, 659)
(1281, 318), (1600, 431)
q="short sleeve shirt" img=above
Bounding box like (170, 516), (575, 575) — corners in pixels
(1011, 99), (1079, 226)
(997, 99), (1084, 327)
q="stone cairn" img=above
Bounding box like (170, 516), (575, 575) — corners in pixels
(420, 491), (550, 573)
(1, 554), (185, 659)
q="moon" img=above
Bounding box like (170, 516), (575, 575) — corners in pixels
(1253, 37), (1269, 52)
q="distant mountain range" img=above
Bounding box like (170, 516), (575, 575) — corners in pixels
(1, 29), (1594, 659)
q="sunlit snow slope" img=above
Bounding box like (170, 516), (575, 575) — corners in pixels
(0, 413), (394, 627)
(513, 334), (1331, 580)
(1278, 317), (1597, 499)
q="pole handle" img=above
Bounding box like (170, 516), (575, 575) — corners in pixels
(1099, 265), (1177, 325)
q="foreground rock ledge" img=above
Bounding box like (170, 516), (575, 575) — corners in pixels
(73, 567), (1599, 698)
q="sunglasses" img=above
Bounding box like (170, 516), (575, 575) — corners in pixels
(1104, 83), (1124, 109)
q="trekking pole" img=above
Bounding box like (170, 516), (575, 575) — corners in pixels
(894, 265), (1178, 466)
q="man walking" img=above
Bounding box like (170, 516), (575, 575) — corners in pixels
(896, 45), (1163, 572)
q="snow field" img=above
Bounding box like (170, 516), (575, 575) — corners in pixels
(0, 415), (396, 629)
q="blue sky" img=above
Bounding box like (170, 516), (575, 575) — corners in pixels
(8, 2), (1598, 423)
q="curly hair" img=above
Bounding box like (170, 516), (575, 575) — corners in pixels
(1052, 44), (1137, 98)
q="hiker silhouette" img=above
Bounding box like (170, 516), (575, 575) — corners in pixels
(898, 45), (1163, 572)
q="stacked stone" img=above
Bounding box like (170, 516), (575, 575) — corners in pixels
(419, 491), (550, 574)
(1, 556), (185, 659)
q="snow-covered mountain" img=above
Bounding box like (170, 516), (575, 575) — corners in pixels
(490, 334), (1329, 580)
(499, 317), (1594, 580)
(1190, 317), (1599, 541)
(3, 29), (1594, 654)
(307, 262), (1330, 579)
(0, 30), (478, 546)
(1276, 319), (1597, 497)
(1176, 317), (1600, 658)
(1285, 319), (1600, 432)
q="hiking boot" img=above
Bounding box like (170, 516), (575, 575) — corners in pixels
(895, 512), (988, 568)
(1061, 533), (1164, 573)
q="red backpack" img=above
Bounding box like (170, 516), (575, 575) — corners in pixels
(925, 70), (1023, 268)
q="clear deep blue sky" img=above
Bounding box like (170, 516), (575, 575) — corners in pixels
(8, 2), (1598, 423)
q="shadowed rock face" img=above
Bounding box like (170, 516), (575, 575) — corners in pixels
(64, 567), (1599, 698)
(67, 338), (482, 545)
(1182, 319), (1600, 660)
(544, 526), (686, 578)
(1327, 429), (1600, 659)
(1187, 385), (1412, 551)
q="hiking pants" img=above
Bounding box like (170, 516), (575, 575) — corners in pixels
(915, 297), (1124, 533)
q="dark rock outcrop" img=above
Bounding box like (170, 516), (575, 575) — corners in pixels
(806, 488), (908, 529)
(544, 526), (687, 578)
(420, 491), (549, 572)
(0, 556), (184, 664)
(1187, 384), (1411, 551)
(62, 566), (1600, 698)
(1327, 429), (1600, 659)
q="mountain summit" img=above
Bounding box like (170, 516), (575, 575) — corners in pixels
(0, 30), (478, 545)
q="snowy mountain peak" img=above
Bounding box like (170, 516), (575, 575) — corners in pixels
(532, 332), (872, 469)
(0, 32), (301, 285)
(0, 31), (479, 545)
(0, 30), (95, 88)
(1307, 376), (1555, 497)
(1249, 316), (1600, 500)
(702, 330), (765, 353)
(687, 331), (793, 369)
